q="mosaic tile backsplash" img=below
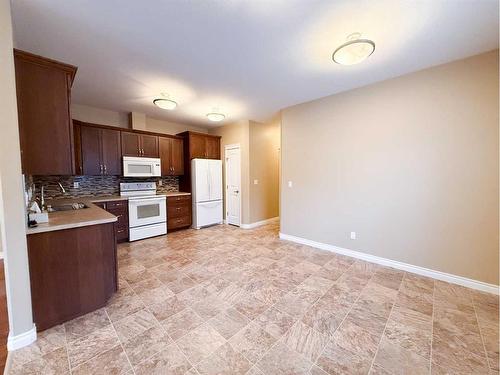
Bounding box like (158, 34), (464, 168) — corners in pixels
(28, 175), (180, 201)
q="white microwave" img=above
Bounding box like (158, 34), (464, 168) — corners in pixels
(123, 156), (161, 177)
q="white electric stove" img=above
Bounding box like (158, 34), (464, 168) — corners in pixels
(120, 182), (167, 241)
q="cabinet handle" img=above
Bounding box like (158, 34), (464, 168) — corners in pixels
(176, 207), (181, 211)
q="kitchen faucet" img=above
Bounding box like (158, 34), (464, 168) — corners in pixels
(58, 181), (66, 194)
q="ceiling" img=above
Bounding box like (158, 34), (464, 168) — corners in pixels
(11, 0), (499, 127)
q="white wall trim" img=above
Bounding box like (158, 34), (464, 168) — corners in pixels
(279, 232), (499, 295)
(7, 324), (37, 351)
(241, 216), (279, 229)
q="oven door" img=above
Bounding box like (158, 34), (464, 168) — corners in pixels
(128, 197), (166, 228)
(123, 157), (161, 177)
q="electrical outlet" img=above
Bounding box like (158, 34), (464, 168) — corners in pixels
(253, 179), (259, 185)
(350, 232), (356, 240)
(158, 180), (163, 186)
(73, 182), (79, 189)
(288, 181), (293, 188)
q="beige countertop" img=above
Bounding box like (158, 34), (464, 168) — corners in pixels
(26, 199), (117, 235)
(26, 192), (191, 235)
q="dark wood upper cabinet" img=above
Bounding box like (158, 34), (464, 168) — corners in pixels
(100, 128), (121, 175)
(177, 131), (221, 192)
(190, 133), (208, 159)
(206, 136), (220, 159)
(159, 137), (184, 176)
(80, 125), (101, 175)
(14, 49), (77, 175)
(121, 132), (158, 158)
(76, 122), (121, 175)
(141, 134), (159, 158)
(170, 138), (184, 175)
(121, 132), (141, 157)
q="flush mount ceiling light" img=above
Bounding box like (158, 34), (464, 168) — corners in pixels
(332, 33), (375, 66)
(206, 112), (225, 122)
(153, 93), (177, 110)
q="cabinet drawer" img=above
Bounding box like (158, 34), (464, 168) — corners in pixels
(167, 195), (191, 204)
(167, 215), (191, 230)
(106, 200), (128, 210)
(167, 204), (190, 219)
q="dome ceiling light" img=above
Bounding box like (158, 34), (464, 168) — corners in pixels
(332, 33), (375, 66)
(153, 93), (177, 110)
(206, 112), (226, 122)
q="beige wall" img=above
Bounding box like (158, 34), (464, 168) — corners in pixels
(209, 120), (251, 224)
(281, 50), (499, 285)
(0, 0), (35, 339)
(71, 103), (208, 135)
(249, 118), (280, 223)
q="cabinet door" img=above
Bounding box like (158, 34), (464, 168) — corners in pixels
(158, 137), (172, 176)
(15, 55), (74, 175)
(121, 132), (140, 157)
(190, 134), (207, 159)
(140, 135), (159, 158)
(170, 138), (184, 175)
(80, 126), (102, 175)
(206, 137), (220, 159)
(101, 129), (121, 175)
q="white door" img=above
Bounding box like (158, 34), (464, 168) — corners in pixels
(208, 160), (222, 201)
(225, 145), (241, 226)
(192, 159), (210, 203)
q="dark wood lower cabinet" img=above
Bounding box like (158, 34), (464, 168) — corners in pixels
(27, 223), (117, 331)
(94, 200), (129, 242)
(167, 195), (192, 231)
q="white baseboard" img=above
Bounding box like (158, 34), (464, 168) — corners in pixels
(279, 232), (499, 295)
(241, 217), (279, 229)
(7, 324), (37, 351)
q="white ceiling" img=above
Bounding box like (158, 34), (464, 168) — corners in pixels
(11, 0), (499, 127)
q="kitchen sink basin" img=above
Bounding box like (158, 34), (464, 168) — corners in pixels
(48, 202), (88, 212)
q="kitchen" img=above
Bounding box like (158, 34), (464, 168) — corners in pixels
(16, 49), (228, 332)
(2, 1), (498, 374)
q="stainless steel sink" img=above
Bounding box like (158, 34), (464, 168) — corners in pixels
(48, 202), (88, 212)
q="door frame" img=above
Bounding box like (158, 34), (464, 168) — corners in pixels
(224, 143), (241, 227)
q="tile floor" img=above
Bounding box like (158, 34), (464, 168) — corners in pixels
(8, 223), (499, 374)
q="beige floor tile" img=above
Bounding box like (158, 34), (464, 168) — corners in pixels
(134, 343), (192, 375)
(27, 224), (500, 375)
(65, 308), (111, 342)
(72, 344), (132, 375)
(176, 323), (226, 364)
(122, 325), (172, 367)
(316, 340), (373, 375)
(208, 307), (250, 340)
(256, 341), (312, 374)
(254, 306), (296, 339)
(10, 346), (70, 375)
(113, 308), (159, 342)
(196, 342), (251, 375)
(67, 325), (120, 368)
(233, 294), (270, 320)
(148, 295), (187, 321)
(374, 336), (429, 375)
(432, 335), (489, 374)
(162, 307), (205, 340)
(331, 319), (380, 359)
(229, 322), (277, 363)
(281, 320), (329, 362)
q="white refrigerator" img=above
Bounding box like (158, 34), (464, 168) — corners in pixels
(191, 159), (223, 229)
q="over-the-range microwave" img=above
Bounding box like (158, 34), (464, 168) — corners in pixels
(123, 156), (161, 177)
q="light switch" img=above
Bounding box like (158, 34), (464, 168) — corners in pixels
(350, 232), (356, 240)
(73, 182), (79, 189)
(253, 179), (259, 185)
(288, 181), (293, 188)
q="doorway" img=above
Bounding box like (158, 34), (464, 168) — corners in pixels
(224, 144), (241, 226)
